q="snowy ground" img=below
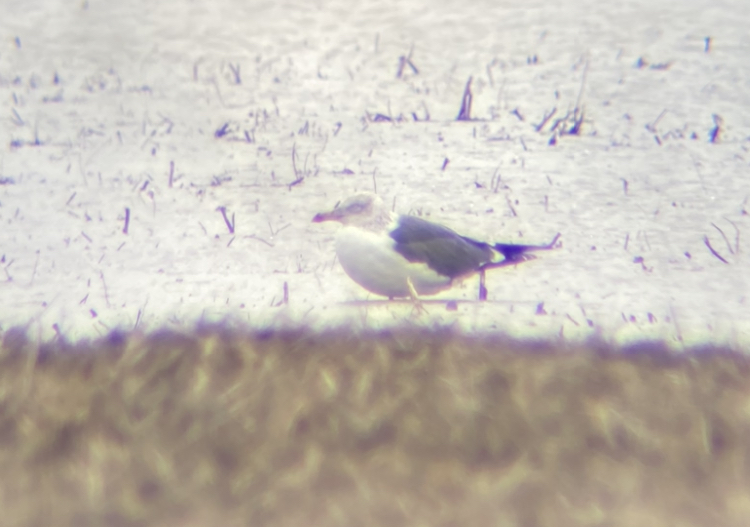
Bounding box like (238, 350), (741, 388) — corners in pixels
(1, 0), (748, 348)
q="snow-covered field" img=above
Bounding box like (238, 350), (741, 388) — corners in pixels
(1, 0), (748, 348)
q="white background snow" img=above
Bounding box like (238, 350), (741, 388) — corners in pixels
(1, 0), (748, 348)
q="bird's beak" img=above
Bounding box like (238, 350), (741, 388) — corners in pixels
(312, 210), (335, 223)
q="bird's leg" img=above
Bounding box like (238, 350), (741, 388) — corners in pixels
(406, 276), (419, 299)
(406, 277), (427, 315)
(476, 258), (531, 300)
(479, 269), (488, 301)
(478, 233), (561, 300)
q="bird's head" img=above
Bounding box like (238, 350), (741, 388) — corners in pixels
(312, 193), (390, 229)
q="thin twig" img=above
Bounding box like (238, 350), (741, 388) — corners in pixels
(711, 222), (734, 254)
(456, 77), (473, 121)
(703, 236), (729, 264)
(288, 143), (304, 189)
(267, 220), (290, 237)
(246, 234), (274, 247)
(291, 143), (298, 176)
(709, 114), (722, 143)
(645, 109), (667, 133)
(100, 271), (111, 307)
(396, 45), (418, 78)
(123, 207), (130, 234)
(535, 107), (557, 132)
(505, 196), (517, 217)
(573, 58), (589, 113)
(724, 218), (740, 254)
(30, 252), (40, 285)
(228, 63), (241, 84)
(217, 206), (235, 234)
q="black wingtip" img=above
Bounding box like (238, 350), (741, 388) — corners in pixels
(492, 232), (562, 261)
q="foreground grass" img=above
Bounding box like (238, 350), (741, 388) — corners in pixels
(1, 327), (749, 527)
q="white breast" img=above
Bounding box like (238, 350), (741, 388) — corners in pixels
(335, 226), (452, 298)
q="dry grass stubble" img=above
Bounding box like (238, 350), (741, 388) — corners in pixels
(1, 326), (749, 526)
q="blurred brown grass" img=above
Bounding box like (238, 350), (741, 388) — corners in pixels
(1, 326), (749, 527)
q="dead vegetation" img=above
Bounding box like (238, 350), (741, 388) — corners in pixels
(1, 326), (749, 527)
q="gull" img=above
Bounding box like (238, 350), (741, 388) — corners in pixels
(312, 193), (561, 300)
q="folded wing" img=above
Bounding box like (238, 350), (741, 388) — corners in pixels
(389, 216), (495, 279)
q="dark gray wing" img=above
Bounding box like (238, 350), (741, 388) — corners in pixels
(390, 215), (494, 278)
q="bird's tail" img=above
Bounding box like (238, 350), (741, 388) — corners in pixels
(492, 232), (561, 262)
